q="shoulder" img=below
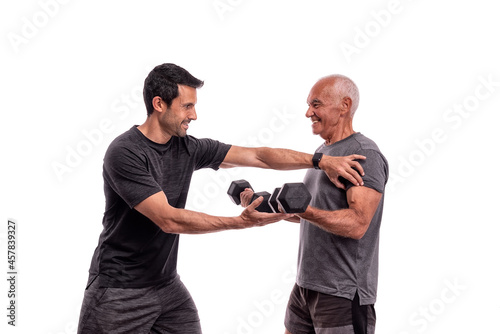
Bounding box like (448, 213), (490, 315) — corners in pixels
(351, 133), (381, 151)
(105, 128), (146, 164)
(180, 135), (231, 154)
(344, 133), (389, 190)
(181, 135), (225, 146)
(350, 133), (387, 164)
(321, 133), (386, 162)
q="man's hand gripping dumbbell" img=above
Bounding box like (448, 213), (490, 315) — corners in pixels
(227, 179), (312, 214)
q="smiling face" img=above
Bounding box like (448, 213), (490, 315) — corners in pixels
(305, 78), (347, 142)
(305, 76), (357, 145)
(158, 84), (198, 138)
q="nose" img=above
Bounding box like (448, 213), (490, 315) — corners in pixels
(189, 108), (197, 121)
(305, 106), (314, 118)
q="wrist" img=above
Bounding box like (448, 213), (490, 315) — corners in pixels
(312, 152), (323, 170)
(296, 205), (312, 220)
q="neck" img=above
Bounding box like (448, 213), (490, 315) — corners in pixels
(324, 122), (354, 146)
(137, 116), (172, 144)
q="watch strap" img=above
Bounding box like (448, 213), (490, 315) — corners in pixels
(312, 152), (323, 170)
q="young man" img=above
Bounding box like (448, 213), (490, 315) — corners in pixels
(77, 64), (366, 333)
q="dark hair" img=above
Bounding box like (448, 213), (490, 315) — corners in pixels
(143, 63), (204, 116)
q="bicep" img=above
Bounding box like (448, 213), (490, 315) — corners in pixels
(346, 186), (382, 225)
(134, 191), (174, 230)
(105, 145), (162, 208)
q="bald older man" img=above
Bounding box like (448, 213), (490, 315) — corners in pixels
(284, 75), (389, 334)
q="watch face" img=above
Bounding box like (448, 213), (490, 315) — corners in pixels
(313, 153), (323, 169)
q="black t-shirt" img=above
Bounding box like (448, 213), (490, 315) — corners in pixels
(87, 126), (231, 288)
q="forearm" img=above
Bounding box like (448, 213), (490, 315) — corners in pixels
(297, 206), (367, 240)
(135, 192), (250, 234)
(221, 146), (313, 170)
(136, 191), (290, 235)
(159, 208), (245, 234)
(254, 147), (313, 170)
(221, 146), (365, 189)
(253, 147), (368, 189)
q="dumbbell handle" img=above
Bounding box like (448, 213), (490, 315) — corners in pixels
(227, 179), (253, 206)
(250, 191), (273, 213)
(227, 179), (273, 213)
(269, 187), (282, 213)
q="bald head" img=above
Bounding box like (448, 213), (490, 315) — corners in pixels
(314, 75), (360, 117)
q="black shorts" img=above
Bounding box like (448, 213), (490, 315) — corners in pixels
(77, 275), (201, 334)
(285, 284), (376, 334)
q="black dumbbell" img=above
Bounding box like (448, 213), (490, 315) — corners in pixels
(227, 179), (252, 205)
(269, 183), (312, 214)
(228, 180), (311, 214)
(227, 180), (273, 213)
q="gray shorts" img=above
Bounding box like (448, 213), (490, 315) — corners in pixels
(77, 275), (201, 334)
(285, 284), (376, 334)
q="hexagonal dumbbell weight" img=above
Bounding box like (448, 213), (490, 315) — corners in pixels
(269, 183), (311, 214)
(227, 179), (273, 213)
(227, 179), (253, 205)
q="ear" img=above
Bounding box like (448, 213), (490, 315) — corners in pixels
(341, 97), (352, 115)
(152, 96), (164, 113)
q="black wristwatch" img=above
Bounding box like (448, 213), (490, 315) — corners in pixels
(312, 152), (323, 170)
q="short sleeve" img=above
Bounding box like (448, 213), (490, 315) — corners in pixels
(192, 138), (232, 171)
(344, 149), (389, 193)
(103, 143), (162, 208)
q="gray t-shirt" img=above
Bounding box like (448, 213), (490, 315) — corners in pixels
(296, 133), (388, 305)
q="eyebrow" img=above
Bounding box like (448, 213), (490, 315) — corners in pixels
(308, 98), (323, 105)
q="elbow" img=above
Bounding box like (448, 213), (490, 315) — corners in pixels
(350, 228), (366, 240)
(155, 207), (189, 234)
(156, 216), (182, 234)
(158, 221), (174, 234)
(254, 147), (276, 169)
(348, 221), (370, 240)
(345, 209), (372, 240)
(160, 223), (177, 234)
(161, 221), (186, 234)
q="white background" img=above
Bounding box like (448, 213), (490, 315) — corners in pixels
(1, 0), (499, 333)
